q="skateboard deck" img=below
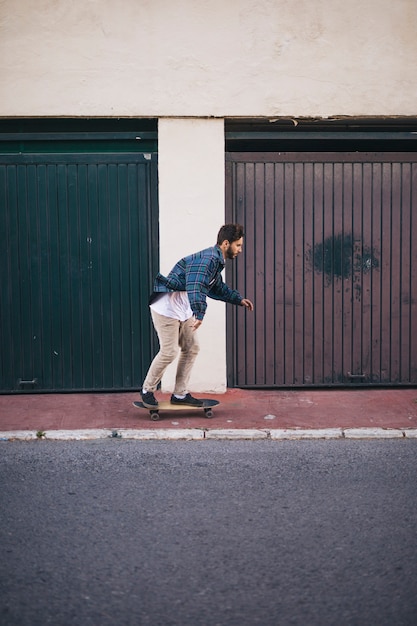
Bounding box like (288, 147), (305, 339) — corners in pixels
(133, 399), (219, 421)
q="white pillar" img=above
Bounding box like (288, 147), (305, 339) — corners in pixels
(157, 118), (227, 393)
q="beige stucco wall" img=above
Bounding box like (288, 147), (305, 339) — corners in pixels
(158, 118), (228, 393)
(1, 0), (416, 118)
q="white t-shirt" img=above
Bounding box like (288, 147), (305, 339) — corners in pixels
(150, 292), (193, 322)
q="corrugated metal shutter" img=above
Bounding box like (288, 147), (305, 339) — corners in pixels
(1, 152), (158, 392)
(226, 152), (417, 387)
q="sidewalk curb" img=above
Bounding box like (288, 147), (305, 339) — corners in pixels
(1, 428), (417, 441)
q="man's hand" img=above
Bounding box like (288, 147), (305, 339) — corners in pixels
(241, 298), (254, 311)
(193, 318), (203, 331)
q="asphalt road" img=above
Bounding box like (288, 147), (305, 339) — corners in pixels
(1, 439), (417, 626)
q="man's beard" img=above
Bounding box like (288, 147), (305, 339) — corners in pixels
(226, 248), (236, 260)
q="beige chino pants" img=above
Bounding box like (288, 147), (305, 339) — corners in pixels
(142, 309), (200, 396)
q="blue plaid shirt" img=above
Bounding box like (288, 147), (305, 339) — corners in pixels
(150, 245), (243, 321)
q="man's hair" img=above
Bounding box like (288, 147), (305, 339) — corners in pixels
(216, 223), (244, 246)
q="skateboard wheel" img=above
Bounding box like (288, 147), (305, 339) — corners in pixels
(150, 411), (160, 421)
(204, 409), (213, 418)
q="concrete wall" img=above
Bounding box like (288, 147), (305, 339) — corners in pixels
(1, 0), (416, 117)
(158, 118), (227, 393)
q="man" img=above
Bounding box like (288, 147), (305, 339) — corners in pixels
(140, 223), (254, 408)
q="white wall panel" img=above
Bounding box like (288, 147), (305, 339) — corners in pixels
(158, 118), (227, 393)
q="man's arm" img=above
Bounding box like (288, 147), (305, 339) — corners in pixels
(184, 249), (254, 326)
(207, 273), (244, 306)
(185, 253), (220, 321)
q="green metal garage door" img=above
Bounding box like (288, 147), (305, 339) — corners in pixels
(1, 150), (158, 392)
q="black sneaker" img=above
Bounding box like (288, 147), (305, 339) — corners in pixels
(141, 390), (158, 408)
(170, 393), (203, 407)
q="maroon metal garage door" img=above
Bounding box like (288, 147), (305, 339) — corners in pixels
(226, 152), (417, 387)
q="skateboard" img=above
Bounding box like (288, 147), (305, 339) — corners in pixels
(132, 399), (219, 421)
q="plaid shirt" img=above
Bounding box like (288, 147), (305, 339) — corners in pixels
(150, 245), (243, 321)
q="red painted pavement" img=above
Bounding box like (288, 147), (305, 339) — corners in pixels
(0, 388), (417, 432)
